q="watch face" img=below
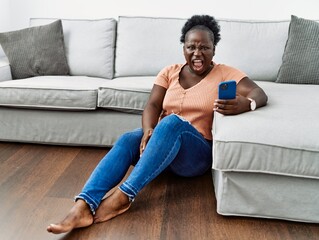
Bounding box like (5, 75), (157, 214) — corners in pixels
(248, 98), (256, 111)
(250, 100), (256, 110)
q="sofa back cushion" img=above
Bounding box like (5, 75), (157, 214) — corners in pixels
(0, 57), (12, 81)
(115, 16), (290, 82)
(30, 18), (116, 79)
(0, 46), (5, 58)
(215, 19), (290, 81)
(115, 16), (185, 77)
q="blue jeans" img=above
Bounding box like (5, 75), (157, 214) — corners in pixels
(76, 114), (212, 214)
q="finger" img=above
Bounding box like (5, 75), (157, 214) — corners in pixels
(214, 102), (230, 110)
(147, 129), (153, 139)
(140, 142), (145, 156)
(215, 108), (236, 115)
(215, 99), (228, 104)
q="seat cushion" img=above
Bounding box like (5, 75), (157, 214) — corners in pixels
(98, 76), (154, 113)
(30, 18), (117, 79)
(0, 76), (107, 110)
(213, 81), (319, 179)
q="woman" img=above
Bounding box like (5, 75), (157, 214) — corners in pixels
(47, 15), (268, 234)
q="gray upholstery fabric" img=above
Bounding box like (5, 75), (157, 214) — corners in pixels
(98, 76), (154, 114)
(213, 81), (319, 178)
(115, 16), (185, 77)
(30, 18), (117, 79)
(0, 76), (107, 110)
(213, 171), (319, 223)
(277, 15), (319, 84)
(212, 80), (319, 223)
(0, 57), (12, 81)
(115, 16), (290, 82)
(0, 20), (69, 79)
(0, 107), (141, 147)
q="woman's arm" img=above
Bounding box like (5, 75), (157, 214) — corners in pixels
(214, 77), (268, 115)
(140, 84), (167, 155)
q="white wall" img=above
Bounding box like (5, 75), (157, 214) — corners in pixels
(0, 0), (11, 32)
(2, 0), (319, 32)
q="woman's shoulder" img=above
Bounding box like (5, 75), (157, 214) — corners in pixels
(214, 62), (238, 71)
(160, 63), (184, 74)
(157, 63), (184, 79)
(212, 62), (247, 81)
(155, 63), (184, 88)
(213, 62), (246, 74)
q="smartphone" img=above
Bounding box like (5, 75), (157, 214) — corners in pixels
(218, 80), (237, 99)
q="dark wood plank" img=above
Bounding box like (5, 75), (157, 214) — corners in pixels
(46, 147), (108, 198)
(0, 144), (81, 240)
(160, 171), (216, 240)
(0, 143), (318, 240)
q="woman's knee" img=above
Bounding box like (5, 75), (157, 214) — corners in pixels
(156, 114), (190, 131)
(116, 128), (143, 148)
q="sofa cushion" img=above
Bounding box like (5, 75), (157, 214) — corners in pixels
(98, 76), (154, 113)
(0, 20), (69, 79)
(215, 19), (290, 82)
(0, 76), (107, 110)
(0, 57), (12, 81)
(0, 45), (6, 57)
(213, 81), (319, 179)
(277, 15), (319, 84)
(30, 18), (117, 79)
(115, 16), (185, 77)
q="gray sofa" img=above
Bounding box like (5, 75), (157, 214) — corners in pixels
(0, 16), (318, 223)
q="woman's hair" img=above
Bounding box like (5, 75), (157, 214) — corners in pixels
(180, 15), (221, 46)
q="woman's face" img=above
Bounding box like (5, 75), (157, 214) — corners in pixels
(183, 29), (215, 76)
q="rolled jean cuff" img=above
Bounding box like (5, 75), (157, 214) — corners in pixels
(118, 183), (136, 202)
(74, 193), (99, 215)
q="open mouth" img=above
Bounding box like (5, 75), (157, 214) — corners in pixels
(192, 59), (204, 71)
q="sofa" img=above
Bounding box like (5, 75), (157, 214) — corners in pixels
(0, 15), (318, 223)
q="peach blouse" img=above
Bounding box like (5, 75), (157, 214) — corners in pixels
(154, 62), (246, 140)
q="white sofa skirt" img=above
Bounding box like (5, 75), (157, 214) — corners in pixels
(0, 107), (141, 147)
(213, 170), (319, 223)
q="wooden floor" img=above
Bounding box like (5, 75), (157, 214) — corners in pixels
(0, 143), (318, 240)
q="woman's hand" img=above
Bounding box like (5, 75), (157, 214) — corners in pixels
(139, 128), (154, 156)
(214, 94), (250, 115)
(214, 77), (268, 115)
(140, 84), (166, 156)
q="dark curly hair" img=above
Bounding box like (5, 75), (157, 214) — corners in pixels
(180, 15), (221, 46)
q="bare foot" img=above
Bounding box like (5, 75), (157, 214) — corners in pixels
(94, 189), (131, 223)
(47, 199), (94, 234)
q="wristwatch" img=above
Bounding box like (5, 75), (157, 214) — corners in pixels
(247, 98), (257, 111)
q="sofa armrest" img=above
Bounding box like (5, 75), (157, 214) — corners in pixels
(0, 57), (12, 81)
